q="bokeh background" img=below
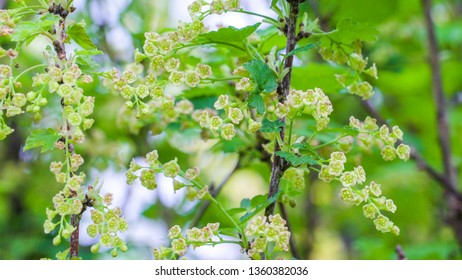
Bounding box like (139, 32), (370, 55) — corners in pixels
(0, 0), (461, 259)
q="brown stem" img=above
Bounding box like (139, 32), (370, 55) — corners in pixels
(396, 245), (407, 260)
(422, 0), (457, 188)
(69, 214), (81, 258)
(50, 3), (81, 258)
(422, 0), (462, 252)
(265, 0), (301, 217)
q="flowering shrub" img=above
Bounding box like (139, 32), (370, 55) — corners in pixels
(0, 0), (416, 259)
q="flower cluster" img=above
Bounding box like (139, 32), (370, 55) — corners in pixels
(245, 214), (291, 259)
(349, 116), (411, 161)
(153, 223), (221, 259)
(320, 44), (377, 100)
(87, 205), (129, 257)
(0, 63), (24, 139)
(0, 9), (15, 36)
(275, 88), (333, 131)
(32, 63), (95, 141)
(318, 151), (399, 235)
(108, 18), (214, 130)
(126, 149), (209, 200)
(45, 157), (129, 256)
(279, 167), (306, 207)
(188, 0), (240, 18)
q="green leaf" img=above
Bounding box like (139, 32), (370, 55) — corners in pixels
(250, 194), (268, 208)
(291, 143), (305, 149)
(322, 126), (360, 135)
(239, 191), (281, 224)
(212, 136), (247, 153)
(226, 207), (248, 216)
(257, 26), (286, 54)
(248, 93), (265, 114)
(286, 43), (316, 57)
(75, 49), (103, 56)
(244, 59), (278, 93)
(240, 198), (251, 209)
(334, 18), (380, 44)
(199, 23), (261, 43)
(219, 227), (240, 238)
(260, 119), (284, 133)
(306, 125), (360, 136)
(55, 249), (70, 260)
(74, 49), (103, 73)
(275, 151), (319, 166)
(67, 21), (97, 50)
(24, 128), (61, 153)
(11, 14), (61, 44)
(291, 63), (344, 93)
(280, 178), (304, 198)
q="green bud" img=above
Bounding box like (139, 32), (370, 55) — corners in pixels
(349, 53), (367, 72)
(119, 218), (129, 232)
(140, 169), (157, 190)
(91, 243), (100, 254)
(53, 235), (61, 246)
(110, 248), (118, 257)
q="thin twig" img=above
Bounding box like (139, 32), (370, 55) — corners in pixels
(278, 202), (301, 259)
(395, 245), (407, 260)
(422, 0), (462, 252)
(49, 2), (81, 259)
(421, 0), (458, 189)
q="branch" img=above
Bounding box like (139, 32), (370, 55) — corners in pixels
(265, 0), (301, 217)
(395, 245), (407, 260)
(422, 0), (458, 189)
(50, 2), (81, 258)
